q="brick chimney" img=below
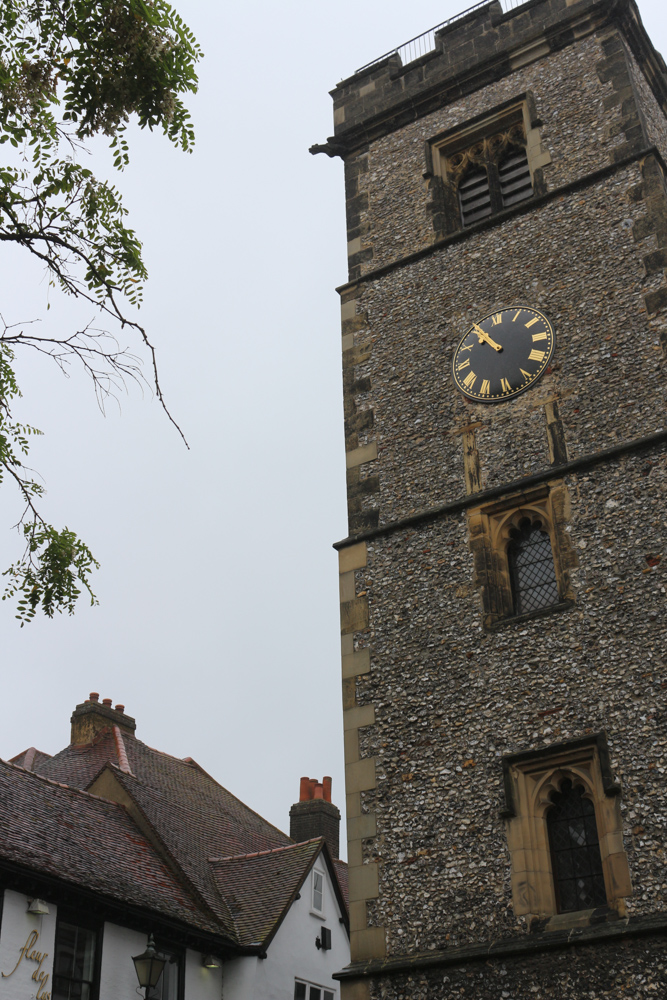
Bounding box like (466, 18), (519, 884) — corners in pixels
(70, 693), (136, 745)
(289, 776), (340, 859)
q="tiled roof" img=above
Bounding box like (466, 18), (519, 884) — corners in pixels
(26, 726), (348, 949)
(210, 839), (324, 947)
(37, 732), (292, 941)
(10, 747), (53, 771)
(0, 761), (221, 935)
(333, 858), (349, 907)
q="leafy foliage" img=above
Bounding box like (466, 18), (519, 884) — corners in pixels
(0, 0), (201, 622)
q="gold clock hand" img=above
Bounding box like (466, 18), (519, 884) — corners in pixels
(473, 323), (503, 352)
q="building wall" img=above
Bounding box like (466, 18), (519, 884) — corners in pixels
(328, 1), (667, 997)
(98, 924), (148, 1000)
(0, 890), (56, 1000)
(341, 156), (666, 531)
(346, 31), (629, 276)
(0, 891), (226, 1000)
(353, 452), (666, 952)
(223, 865), (348, 1000)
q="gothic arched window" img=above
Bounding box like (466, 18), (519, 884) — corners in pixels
(547, 778), (607, 913)
(507, 517), (559, 616)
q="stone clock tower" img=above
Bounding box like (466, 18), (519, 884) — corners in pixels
(312, 0), (667, 997)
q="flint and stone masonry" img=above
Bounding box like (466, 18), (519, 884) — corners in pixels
(313, 0), (667, 997)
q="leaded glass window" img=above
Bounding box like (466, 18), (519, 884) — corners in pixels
(547, 778), (607, 913)
(507, 518), (559, 615)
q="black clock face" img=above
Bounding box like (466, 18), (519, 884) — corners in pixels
(452, 306), (555, 402)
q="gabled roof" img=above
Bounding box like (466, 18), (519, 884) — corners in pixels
(210, 839), (324, 948)
(5, 723), (348, 953)
(38, 730), (291, 856)
(0, 760), (220, 934)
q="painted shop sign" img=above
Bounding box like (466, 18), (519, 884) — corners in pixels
(1, 929), (51, 999)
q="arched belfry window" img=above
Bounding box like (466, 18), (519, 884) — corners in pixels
(547, 778), (607, 913)
(507, 517), (559, 616)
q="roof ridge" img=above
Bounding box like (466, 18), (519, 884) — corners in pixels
(209, 837), (324, 864)
(105, 765), (241, 943)
(0, 758), (131, 809)
(113, 725), (134, 776)
(131, 741), (292, 843)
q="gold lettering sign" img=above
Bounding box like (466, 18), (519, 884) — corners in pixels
(1, 929), (52, 999)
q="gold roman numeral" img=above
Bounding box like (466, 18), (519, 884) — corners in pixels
(532, 332), (548, 342)
(492, 314), (502, 326)
(526, 317), (540, 328)
(457, 359), (471, 371)
(460, 343), (474, 352)
(480, 380), (491, 396)
(501, 377), (512, 392)
(513, 310), (522, 322)
(520, 369), (532, 380)
(463, 371), (477, 389)
(529, 349), (546, 362)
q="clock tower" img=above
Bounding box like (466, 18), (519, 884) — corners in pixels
(313, 0), (667, 998)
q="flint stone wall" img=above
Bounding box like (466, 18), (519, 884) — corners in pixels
(343, 159), (666, 531)
(365, 934), (667, 999)
(345, 31), (627, 277)
(350, 448), (666, 955)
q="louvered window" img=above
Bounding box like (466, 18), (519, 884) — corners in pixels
(547, 779), (607, 913)
(499, 147), (533, 208)
(458, 167), (492, 227)
(507, 518), (559, 615)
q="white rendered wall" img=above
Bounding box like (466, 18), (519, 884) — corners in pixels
(99, 923), (148, 1000)
(0, 889), (57, 1000)
(99, 925), (223, 1000)
(185, 947), (222, 1000)
(223, 865), (349, 1000)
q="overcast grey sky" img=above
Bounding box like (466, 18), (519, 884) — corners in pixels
(1, 0), (666, 850)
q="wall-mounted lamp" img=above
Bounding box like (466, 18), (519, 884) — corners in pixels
(27, 899), (49, 915)
(202, 954), (220, 968)
(132, 934), (166, 998)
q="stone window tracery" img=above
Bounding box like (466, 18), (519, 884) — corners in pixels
(449, 123), (533, 227)
(426, 95), (551, 238)
(467, 483), (575, 628)
(501, 735), (633, 929)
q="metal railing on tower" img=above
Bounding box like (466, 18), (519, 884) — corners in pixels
(355, 0), (532, 75)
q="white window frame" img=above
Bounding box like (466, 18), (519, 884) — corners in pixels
(294, 978), (336, 1000)
(311, 868), (325, 916)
